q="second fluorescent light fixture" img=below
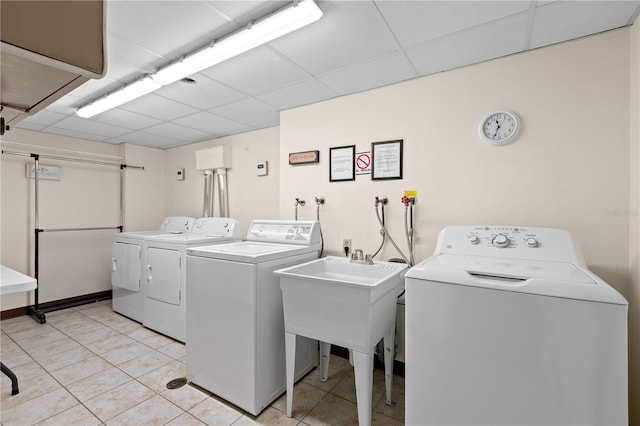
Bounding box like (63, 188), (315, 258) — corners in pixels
(76, 0), (323, 118)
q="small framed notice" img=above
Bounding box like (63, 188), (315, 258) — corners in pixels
(289, 150), (319, 165)
(329, 145), (355, 182)
(371, 140), (403, 180)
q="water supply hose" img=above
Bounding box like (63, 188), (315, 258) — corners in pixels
(375, 203), (411, 266)
(372, 200), (386, 258)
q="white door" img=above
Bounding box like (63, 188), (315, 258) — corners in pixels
(112, 242), (140, 291)
(146, 247), (181, 305)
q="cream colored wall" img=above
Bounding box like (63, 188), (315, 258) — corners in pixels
(121, 143), (166, 231)
(164, 127), (280, 236)
(281, 29), (631, 283)
(628, 15), (640, 426)
(0, 129), (123, 310)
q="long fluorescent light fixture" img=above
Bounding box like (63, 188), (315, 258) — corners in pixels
(76, 76), (161, 118)
(76, 0), (323, 118)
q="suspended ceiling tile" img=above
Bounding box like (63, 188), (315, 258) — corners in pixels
(376, 0), (531, 48)
(405, 12), (529, 77)
(142, 122), (210, 142)
(14, 121), (45, 132)
(51, 115), (132, 138)
(256, 78), (337, 110)
(173, 111), (249, 135)
(270, 0), (401, 75)
(66, 77), (121, 102)
(210, 1), (290, 23)
(530, 1), (640, 48)
(18, 110), (67, 126)
(117, 130), (183, 148)
(155, 74), (246, 110)
(103, 33), (165, 81)
(201, 46), (311, 96)
(107, 1), (235, 60)
(319, 51), (418, 96)
(41, 94), (85, 115)
(210, 98), (279, 127)
(119, 94), (199, 121)
(43, 126), (112, 142)
(87, 108), (163, 131)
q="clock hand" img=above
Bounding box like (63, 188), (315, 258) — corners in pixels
(493, 120), (501, 137)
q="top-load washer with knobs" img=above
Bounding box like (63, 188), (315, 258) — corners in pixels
(142, 217), (241, 342)
(405, 225), (628, 426)
(185, 220), (322, 416)
(111, 216), (195, 322)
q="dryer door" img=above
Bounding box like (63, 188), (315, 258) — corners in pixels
(112, 242), (140, 291)
(146, 247), (181, 305)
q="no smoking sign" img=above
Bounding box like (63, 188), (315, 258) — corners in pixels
(355, 152), (371, 175)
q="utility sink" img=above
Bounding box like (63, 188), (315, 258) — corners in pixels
(276, 255), (408, 354)
(276, 255), (408, 426)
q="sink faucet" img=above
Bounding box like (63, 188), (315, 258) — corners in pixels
(350, 249), (373, 265)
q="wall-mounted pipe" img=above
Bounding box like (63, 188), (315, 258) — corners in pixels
(294, 198), (305, 220)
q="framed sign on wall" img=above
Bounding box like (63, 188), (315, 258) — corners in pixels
(371, 139), (403, 180)
(329, 145), (355, 182)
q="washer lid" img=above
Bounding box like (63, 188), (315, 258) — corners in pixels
(187, 241), (320, 263)
(406, 254), (627, 305)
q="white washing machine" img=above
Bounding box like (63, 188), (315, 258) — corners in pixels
(142, 217), (241, 342)
(405, 226), (628, 426)
(186, 220), (322, 416)
(111, 216), (195, 322)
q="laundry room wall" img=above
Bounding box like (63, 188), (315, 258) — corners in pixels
(121, 143), (166, 231)
(164, 126), (280, 236)
(0, 129), (123, 311)
(628, 15), (640, 426)
(280, 27), (631, 284)
(280, 26), (636, 419)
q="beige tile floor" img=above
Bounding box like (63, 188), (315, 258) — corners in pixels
(1, 301), (404, 425)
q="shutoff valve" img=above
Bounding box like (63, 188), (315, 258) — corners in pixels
(374, 196), (388, 206)
(294, 197), (306, 206)
(401, 195), (417, 206)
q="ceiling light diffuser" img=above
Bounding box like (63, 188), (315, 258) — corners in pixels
(153, 0), (322, 85)
(76, 76), (162, 118)
(76, 0), (322, 118)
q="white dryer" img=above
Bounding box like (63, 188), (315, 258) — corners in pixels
(111, 216), (195, 322)
(185, 220), (322, 416)
(142, 217), (241, 342)
(405, 226), (628, 426)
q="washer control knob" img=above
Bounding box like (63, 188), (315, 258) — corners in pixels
(492, 234), (510, 248)
(468, 235), (480, 244)
(525, 237), (539, 247)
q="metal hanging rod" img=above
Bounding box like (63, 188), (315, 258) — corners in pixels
(1, 140), (124, 160)
(1, 149), (144, 169)
(38, 226), (122, 233)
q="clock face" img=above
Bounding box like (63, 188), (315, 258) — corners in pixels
(480, 111), (520, 145)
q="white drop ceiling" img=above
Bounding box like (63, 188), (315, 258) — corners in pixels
(14, 0), (640, 149)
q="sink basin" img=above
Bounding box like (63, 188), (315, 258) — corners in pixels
(275, 256), (408, 353)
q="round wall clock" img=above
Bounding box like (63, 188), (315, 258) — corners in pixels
(478, 110), (521, 145)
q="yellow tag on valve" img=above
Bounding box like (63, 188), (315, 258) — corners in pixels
(404, 190), (417, 197)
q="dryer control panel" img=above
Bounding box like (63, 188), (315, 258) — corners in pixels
(246, 220), (322, 246)
(435, 226), (584, 264)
